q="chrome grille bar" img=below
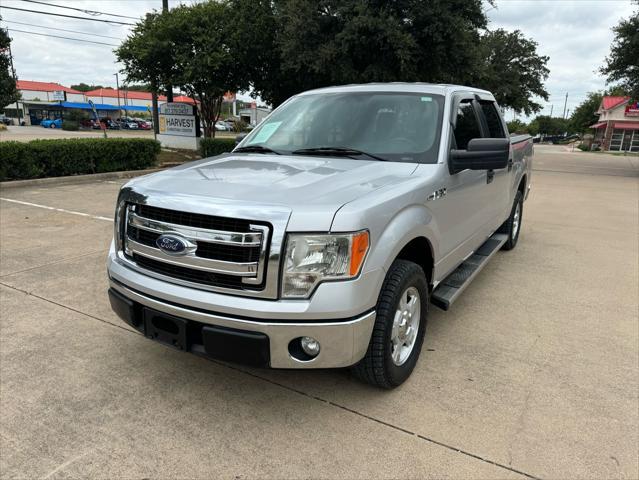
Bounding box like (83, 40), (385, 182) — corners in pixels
(126, 238), (258, 276)
(129, 212), (262, 246)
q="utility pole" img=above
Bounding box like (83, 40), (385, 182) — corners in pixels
(550, 104), (554, 117)
(7, 35), (22, 125)
(113, 73), (121, 115)
(162, 0), (173, 103)
(562, 92), (568, 119)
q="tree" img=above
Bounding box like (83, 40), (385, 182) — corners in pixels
(474, 29), (549, 115)
(117, 1), (270, 137)
(507, 119), (528, 134)
(528, 116), (568, 136)
(0, 22), (19, 110)
(255, 0), (489, 106)
(70, 83), (104, 92)
(600, 8), (639, 99)
(569, 92), (603, 133)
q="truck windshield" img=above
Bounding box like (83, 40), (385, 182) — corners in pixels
(242, 92), (445, 163)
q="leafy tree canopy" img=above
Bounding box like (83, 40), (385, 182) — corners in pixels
(70, 83), (104, 92)
(0, 21), (20, 109)
(527, 116), (568, 136)
(117, 0), (550, 120)
(507, 119), (528, 134)
(117, 0), (272, 137)
(474, 29), (549, 115)
(600, 8), (639, 99)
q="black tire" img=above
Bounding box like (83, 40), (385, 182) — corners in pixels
(498, 190), (523, 251)
(351, 259), (429, 389)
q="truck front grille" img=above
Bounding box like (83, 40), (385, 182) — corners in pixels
(122, 203), (270, 293)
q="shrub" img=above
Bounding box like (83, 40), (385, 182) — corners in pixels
(577, 143), (589, 151)
(200, 137), (236, 157)
(0, 138), (160, 181)
(62, 121), (79, 131)
(0, 123), (6, 132)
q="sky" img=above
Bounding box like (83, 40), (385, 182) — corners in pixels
(1, 0), (636, 117)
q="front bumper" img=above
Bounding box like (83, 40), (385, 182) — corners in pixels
(109, 279), (376, 369)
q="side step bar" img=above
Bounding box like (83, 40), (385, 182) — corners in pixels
(431, 233), (508, 311)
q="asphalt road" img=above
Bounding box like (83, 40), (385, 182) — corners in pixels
(0, 145), (637, 479)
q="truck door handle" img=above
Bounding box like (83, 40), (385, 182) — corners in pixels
(507, 159), (513, 172)
(487, 170), (495, 184)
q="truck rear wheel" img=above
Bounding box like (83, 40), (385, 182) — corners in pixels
(498, 191), (523, 251)
(351, 259), (428, 389)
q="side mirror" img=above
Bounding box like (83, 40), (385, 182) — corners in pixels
(450, 138), (510, 173)
(235, 133), (247, 145)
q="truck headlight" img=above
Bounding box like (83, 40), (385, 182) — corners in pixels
(281, 231), (369, 298)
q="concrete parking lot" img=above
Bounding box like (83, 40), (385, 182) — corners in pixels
(0, 145), (637, 479)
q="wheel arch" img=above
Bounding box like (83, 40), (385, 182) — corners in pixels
(395, 236), (435, 287)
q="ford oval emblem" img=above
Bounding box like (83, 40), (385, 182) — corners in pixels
(156, 234), (190, 255)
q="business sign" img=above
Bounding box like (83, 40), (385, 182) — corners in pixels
(51, 90), (66, 101)
(625, 102), (639, 117)
(223, 91), (236, 103)
(159, 102), (200, 137)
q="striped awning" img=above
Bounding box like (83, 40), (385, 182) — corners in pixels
(589, 122), (606, 129)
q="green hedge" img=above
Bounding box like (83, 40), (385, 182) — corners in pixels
(0, 138), (161, 181)
(200, 137), (236, 157)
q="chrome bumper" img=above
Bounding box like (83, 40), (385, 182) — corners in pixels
(109, 279), (376, 369)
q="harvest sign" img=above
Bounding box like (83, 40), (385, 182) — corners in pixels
(159, 103), (201, 137)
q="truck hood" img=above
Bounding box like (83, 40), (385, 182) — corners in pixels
(127, 153), (418, 230)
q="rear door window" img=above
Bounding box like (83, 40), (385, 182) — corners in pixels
(480, 101), (506, 138)
(454, 100), (482, 150)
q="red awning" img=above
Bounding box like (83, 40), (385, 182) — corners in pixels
(613, 121), (639, 129)
(589, 122), (607, 129)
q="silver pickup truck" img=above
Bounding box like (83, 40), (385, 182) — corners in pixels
(108, 83), (532, 388)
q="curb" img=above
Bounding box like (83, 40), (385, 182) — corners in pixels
(0, 168), (164, 190)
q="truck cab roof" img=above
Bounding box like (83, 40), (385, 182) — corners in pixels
(297, 82), (494, 99)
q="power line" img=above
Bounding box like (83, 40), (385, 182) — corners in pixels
(0, 6), (134, 26)
(5, 28), (119, 46)
(1, 19), (122, 39)
(21, 0), (141, 21)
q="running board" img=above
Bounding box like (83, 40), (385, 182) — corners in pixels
(431, 233), (508, 311)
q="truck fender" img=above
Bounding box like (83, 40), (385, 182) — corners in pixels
(366, 204), (439, 289)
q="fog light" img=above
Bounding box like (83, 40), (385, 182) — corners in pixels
(300, 336), (320, 357)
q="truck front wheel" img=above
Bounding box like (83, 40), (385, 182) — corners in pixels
(352, 259), (428, 389)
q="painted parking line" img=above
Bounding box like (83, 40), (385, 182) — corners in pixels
(0, 197), (113, 222)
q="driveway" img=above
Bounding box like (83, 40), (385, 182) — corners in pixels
(0, 145), (637, 479)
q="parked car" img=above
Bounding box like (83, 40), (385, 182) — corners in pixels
(40, 118), (63, 129)
(108, 83), (532, 388)
(215, 120), (231, 131)
(99, 118), (120, 130)
(0, 115), (12, 126)
(120, 119), (139, 130)
(134, 118), (152, 130)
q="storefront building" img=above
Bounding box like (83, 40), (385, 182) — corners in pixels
(2, 81), (169, 125)
(591, 96), (639, 152)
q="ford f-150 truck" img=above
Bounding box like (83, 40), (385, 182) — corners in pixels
(108, 83), (532, 388)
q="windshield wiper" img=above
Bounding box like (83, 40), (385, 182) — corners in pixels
(292, 147), (387, 162)
(234, 145), (281, 155)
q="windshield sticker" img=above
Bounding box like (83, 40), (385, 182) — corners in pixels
(251, 121), (282, 144)
(420, 96), (433, 102)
